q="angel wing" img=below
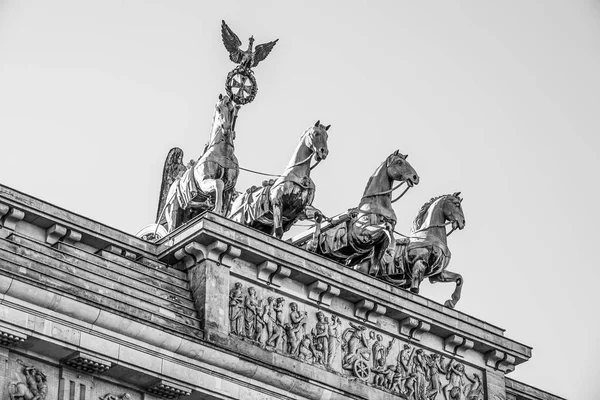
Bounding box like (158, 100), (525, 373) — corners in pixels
(156, 147), (186, 222)
(221, 20), (244, 64)
(252, 39), (279, 68)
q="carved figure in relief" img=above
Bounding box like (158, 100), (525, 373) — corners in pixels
(284, 322), (305, 356)
(289, 302), (307, 336)
(8, 360), (48, 400)
(244, 287), (259, 339)
(341, 323), (374, 381)
(298, 334), (315, 363)
(228, 282), (244, 335)
(267, 297), (286, 350)
(256, 296), (273, 346)
(425, 354), (447, 399)
(464, 373), (483, 400)
(312, 311), (329, 365)
(412, 349), (429, 400)
(442, 361), (466, 400)
(371, 334), (395, 371)
(327, 315), (342, 366)
(99, 394), (131, 400)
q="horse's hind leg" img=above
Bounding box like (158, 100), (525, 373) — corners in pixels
(410, 260), (427, 294)
(429, 270), (463, 308)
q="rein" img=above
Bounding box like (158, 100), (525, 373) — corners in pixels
(238, 153), (321, 178)
(393, 221), (456, 239)
(364, 181), (411, 204)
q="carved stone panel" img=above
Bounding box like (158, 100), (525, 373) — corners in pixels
(6, 356), (56, 400)
(228, 280), (486, 399)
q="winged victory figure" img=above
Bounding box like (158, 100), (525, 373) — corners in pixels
(221, 20), (279, 69)
(155, 147), (187, 222)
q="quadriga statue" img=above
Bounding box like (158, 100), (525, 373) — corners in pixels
(153, 94), (240, 234)
(305, 150), (419, 270)
(379, 192), (466, 308)
(229, 121), (330, 238)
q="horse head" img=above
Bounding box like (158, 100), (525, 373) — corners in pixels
(304, 120), (330, 161)
(386, 150), (419, 187)
(213, 94), (240, 142)
(442, 192), (466, 230)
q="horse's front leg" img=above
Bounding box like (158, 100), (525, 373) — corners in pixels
(272, 198), (283, 238)
(429, 270), (463, 308)
(199, 178), (225, 215)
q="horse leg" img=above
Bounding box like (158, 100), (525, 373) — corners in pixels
(410, 260), (427, 294)
(429, 270), (463, 309)
(272, 199), (283, 238)
(212, 179), (225, 215)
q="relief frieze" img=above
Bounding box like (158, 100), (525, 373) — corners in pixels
(7, 359), (48, 400)
(229, 280), (485, 399)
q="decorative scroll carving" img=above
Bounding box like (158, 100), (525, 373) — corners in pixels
(354, 299), (386, 324)
(307, 281), (340, 306)
(444, 334), (474, 358)
(7, 359), (48, 400)
(175, 240), (241, 269)
(0, 205), (24, 231)
(228, 281), (484, 398)
(146, 379), (191, 399)
(45, 224), (82, 246)
(485, 350), (516, 373)
(256, 261), (291, 287)
(62, 351), (112, 374)
(399, 317), (431, 341)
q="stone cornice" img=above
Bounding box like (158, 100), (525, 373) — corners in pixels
(158, 213), (532, 365)
(0, 184), (155, 256)
(0, 184), (532, 365)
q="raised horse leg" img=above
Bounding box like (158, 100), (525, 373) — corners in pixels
(429, 270), (463, 309)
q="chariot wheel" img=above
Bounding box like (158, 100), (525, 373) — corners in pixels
(225, 67), (257, 105)
(353, 359), (370, 382)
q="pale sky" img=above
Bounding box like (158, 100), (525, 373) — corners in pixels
(1, 1), (599, 398)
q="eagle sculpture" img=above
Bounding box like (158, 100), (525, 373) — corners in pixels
(221, 20), (278, 69)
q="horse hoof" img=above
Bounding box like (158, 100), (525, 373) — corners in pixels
(444, 300), (455, 309)
(410, 287), (419, 294)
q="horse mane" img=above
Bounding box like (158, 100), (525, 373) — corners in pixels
(412, 194), (448, 232)
(362, 153), (395, 197)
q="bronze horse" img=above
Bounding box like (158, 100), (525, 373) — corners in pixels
(156, 94), (240, 233)
(379, 193), (466, 308)
(229, 121), (330, 238)
(305, 151), (419, 269)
